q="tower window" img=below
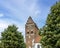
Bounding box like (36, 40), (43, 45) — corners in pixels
(37, 45), (40, 48)
(27, 32), (29, 34)
(31, 31), (33, 34)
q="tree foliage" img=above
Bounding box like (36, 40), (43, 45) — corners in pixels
(0, 25), (26, 48)
(39, 1), (60, 48)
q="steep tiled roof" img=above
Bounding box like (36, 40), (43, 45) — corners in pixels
(26, 16), (39, 29)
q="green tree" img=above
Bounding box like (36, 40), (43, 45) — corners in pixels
(0, 25), (26, 48)
(39, 1), (60, 48)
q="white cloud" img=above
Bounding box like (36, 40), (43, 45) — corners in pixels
(25, 0), (40, 17)
(0, 19), (25, 36)
(35, 10), (41, 15)
(0, 13), (4, 17)
(0, 0), (40, 19)
(0, 20), (10, 32)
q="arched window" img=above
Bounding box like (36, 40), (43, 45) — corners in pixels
(37, 45), (40, 48)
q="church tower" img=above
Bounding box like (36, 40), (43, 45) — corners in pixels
(25, 16), (41, 48)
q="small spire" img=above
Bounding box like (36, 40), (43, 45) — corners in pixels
(26, 16), (34, 24)
(28, 16), (32, 19)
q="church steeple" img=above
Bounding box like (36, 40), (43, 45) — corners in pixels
(25, 16), (40, 48)
(26, 16), (34, 24)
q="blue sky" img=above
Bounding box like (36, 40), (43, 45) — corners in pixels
(0, 0), (58, 36)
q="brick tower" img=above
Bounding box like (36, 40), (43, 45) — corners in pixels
(25, 16), (41, 48)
